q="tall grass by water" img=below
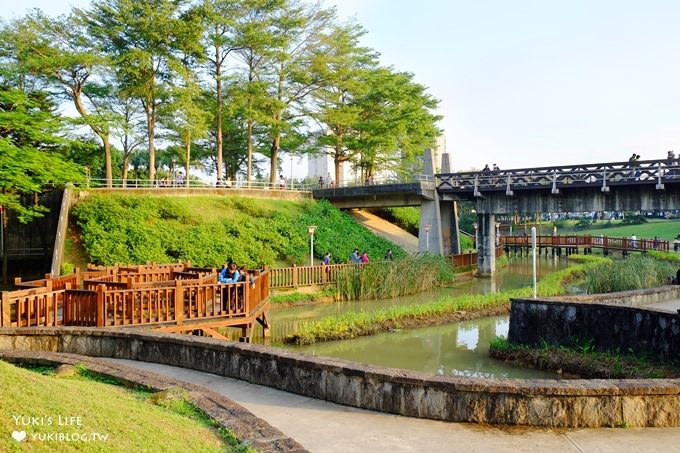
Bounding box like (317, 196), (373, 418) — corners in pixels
(334, 255), (455, 301)
(285, 256), (605, 345)
(584, 254), (675, 293)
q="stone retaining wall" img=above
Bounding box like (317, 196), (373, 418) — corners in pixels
(555, 285), (680, 308)
(0, 350), (306, 453)
(509, 298), (680, 360)
(1, 327), (680, 428)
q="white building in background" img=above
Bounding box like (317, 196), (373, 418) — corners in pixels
(308, 133), (447, 184)
(307, 153), (357, 185)
(434, 134), (447, 172)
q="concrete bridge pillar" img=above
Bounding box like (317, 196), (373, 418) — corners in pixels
(419, 148), (444, 254)
(476, 213), (496, 276)
(438, 153), (461, 255)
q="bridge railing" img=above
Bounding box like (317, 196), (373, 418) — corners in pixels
(501, 235), (670, 252)
(85, 178), (314, 191)
(437, 159), (677, 195)
(317, 174), (435, 189)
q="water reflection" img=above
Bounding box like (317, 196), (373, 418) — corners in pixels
(268, 255), (573, 340)
(288, 315), (558, 379)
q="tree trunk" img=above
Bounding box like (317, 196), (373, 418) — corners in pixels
(103, 135), (112, 188)
(146, 103), (156, 184)
(215, 43), (224, 187)
(247, 119), (253, 186)
(334, 135), (343, 184)
(185, 132), (191, 189)
(122, 155), (129, 188)
(270, 132), (280, 184)
(73, 90), (112, 187)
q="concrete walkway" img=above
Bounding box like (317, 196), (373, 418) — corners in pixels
(348, 210), (419, 254)
(109, 359), (680, 453)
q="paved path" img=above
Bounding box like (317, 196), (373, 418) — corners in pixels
(109, 359), (680, 453)
(643, 299), (680, 313)
(349, 210), (419, 254)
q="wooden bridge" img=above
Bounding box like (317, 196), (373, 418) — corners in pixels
(1, 263), (270, 342)
(501, 234), (670, 254)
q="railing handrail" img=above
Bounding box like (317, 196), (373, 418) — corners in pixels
(83, 178), (315, 192)
(437, 158), (679, 193)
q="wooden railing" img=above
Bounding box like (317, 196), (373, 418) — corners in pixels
(0, 266), (269, 329)
(501, 235), (670, 252)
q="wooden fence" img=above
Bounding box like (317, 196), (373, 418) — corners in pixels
(502, 235), (670, 252)
(1, 265), (269, 330)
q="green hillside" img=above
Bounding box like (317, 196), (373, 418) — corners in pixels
(68, 194), (406, 268)
(559, 218), (680, 240)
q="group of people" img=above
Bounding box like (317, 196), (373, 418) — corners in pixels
(319, 248), (394, 268)
(349, 248), (370, 264)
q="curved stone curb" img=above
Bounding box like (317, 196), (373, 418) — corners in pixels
(2, 327), (680, 427)
(0, 350), (308, 453)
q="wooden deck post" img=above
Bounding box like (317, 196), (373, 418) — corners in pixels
(174, 279), (183, 325)
(292, 264), (298, 288)
(96, 284), (105, 327)
(1, 292), (10, 327)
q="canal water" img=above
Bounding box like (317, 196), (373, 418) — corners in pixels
(264, 256), (578, 379)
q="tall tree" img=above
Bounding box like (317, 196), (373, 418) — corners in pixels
(233, 0), (283, 184)
(81, 0), (204, 184)
(263, 1), (335, 183)
(161, 71), (209, 187)
(308, 23), (378, 183)
(200, 0), (246, 186)
(0, 86), (83, 221)
(354, 67), (441, 179)
(5, 12), (115, 186)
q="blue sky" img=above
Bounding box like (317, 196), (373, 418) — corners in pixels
(4, 0), (680, 172)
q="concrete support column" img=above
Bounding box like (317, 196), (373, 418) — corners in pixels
(419, 148), (444, 254)
(438, 152), (461, 255)
(477, 213), (496, 276)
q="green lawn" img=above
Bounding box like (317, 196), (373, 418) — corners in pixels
(0, 361), (248, 453)
(558, 218), (680, 240)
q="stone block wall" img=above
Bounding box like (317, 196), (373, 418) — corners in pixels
(1, 327), (679, 427)
(509, 298), (680, 360)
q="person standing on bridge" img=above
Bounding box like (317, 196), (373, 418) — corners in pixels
(628, 153), (641, 180)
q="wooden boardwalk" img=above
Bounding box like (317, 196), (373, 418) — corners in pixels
(1, 263), (270, 342)
(501, 234), (670, 254)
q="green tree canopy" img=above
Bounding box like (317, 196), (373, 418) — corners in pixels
(0, 87), (83, 222)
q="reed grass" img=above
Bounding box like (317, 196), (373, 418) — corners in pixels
(334, 255), (455, 301)
(285, 258), (601, 345)
(584, 254), (675, 293)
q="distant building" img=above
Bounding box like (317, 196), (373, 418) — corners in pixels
(434, 134), (447, 172)
(307, 153), (357, 185)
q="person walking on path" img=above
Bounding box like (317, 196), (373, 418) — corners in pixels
(360, 250), (369, 264)
(349, 248), (360, 264)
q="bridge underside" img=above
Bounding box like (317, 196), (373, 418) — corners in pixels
(312, 182), (434, 210)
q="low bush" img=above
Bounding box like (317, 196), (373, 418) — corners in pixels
(334, 255), (455, 300)
(584, 254), (675, 293)
(72, 195), (404, 268)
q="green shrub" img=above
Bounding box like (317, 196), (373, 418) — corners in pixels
(72, 195), (405, 268)
(584, 255), (675, 293)
(60, 262), (75, 275)
(334, 255), (455, 300)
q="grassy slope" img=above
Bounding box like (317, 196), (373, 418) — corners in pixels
(556, 218), (680, 240)
(67, 194), (405, 268)
(0, 361), (239, 453)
